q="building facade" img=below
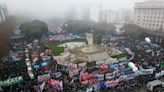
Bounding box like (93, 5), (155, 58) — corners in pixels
(134, 0), (164, 31)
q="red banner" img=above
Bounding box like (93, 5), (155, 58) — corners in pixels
(80, 72), (96, 83)
(48, 79), (63, 90)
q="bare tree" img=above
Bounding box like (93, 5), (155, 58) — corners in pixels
(0, 16), (15, 70)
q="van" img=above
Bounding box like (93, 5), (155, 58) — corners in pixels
(147, 80), (164, 92)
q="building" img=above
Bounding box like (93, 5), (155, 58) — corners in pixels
(134, 0), (164, 31)
(89, 3), (102, 22)
(100, 9), (133, 24)
(0, 4), (7, 23)
(103, 10), (117, 23)
(64, 6), (77, 20)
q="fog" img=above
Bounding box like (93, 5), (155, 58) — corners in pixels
(4, 0), (145, 20)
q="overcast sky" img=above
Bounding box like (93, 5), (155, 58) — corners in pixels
(3, 0), (145, 19)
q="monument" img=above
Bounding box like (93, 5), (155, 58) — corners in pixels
(55, 32), (123, 66)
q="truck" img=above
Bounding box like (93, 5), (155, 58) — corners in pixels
(147, 80), (164, 92)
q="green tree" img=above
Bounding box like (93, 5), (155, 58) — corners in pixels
(62, 20), (115, 44)
(124, 24), (146, 39)
(20, 20), (48, 39)
(62, 20), (93, 34)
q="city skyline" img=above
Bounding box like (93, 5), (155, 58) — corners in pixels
(3, 0), (145, 19)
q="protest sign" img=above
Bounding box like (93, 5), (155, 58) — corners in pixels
(105, 79), (120, 87)
(96, 74), (104, 81)
(69, 69), (79, 77)
(106, 72), (115, 80)
(137, 69), (153, 75)
(37, 74), (50, 83)
(0, 76), (23, 87)
(48, 79), (63, 90)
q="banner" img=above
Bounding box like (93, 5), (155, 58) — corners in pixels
(125, 73), (136, 80)
(109, 64), (118, 69)
(97, 81), (106, 90)
(0, 76), (23, 87)
(137, 69), (154, 75)
(96, 74), (104, 81)
(48, 79), (63, 90)
(105, 79), (120, 87)
(33, 65), (40, 70)
(80, 72), (96, 83)
(37, 74), (50, 83)
(161, 62), (164, 68)
(51, 72), (62, 78)
(100, 64), (108, 69)
(69, 69), (79, 77)
(40, 62), (49, 67)
(106, 72), (115, 80)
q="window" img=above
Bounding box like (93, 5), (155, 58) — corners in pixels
(155, 12), (157, 15)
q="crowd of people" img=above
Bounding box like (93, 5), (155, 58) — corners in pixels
(0, 40), (34, 92)
(0, 33), (164, 92)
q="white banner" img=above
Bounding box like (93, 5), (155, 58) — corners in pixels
(37, 74), (50, 83)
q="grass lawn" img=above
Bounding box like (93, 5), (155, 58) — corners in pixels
(111, 53), (128, 60)
(48, 38), (86, 56)
(48, 42), (64, 56)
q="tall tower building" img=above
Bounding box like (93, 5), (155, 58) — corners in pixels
(0, 4), (7, 23)
(89, 3), (102, 22)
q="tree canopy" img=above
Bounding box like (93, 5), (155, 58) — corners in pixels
(62, 20), (92, 34)
(62, 20), (115, 34)
(62, 20), (115, 43)
(124, 24), (146, 39)
(20, 20), (48, 39)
